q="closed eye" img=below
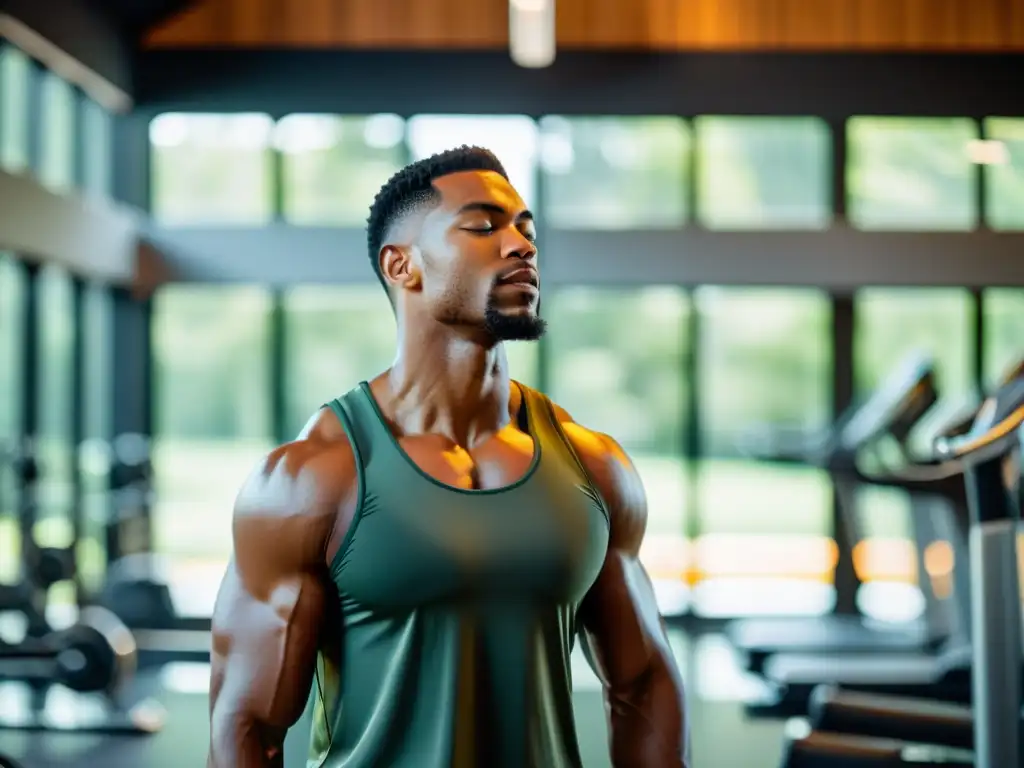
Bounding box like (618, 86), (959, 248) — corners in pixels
(461, 224), (536, 242)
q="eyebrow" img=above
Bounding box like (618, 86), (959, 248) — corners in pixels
(456, 201), (534, 223)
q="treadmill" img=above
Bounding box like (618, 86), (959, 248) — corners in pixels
(757, 361), (1024, 713)
(778, 369), (1024, 767)
(727, 353), (955, 675)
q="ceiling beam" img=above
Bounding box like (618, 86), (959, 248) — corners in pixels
(142, 224), (1024, 292)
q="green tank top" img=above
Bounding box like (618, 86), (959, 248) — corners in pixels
(305, 381), (610, 768)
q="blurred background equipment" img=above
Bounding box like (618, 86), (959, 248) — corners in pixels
(1, 0), (1024, 766)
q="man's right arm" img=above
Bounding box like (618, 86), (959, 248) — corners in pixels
(207, 425), (355, 768)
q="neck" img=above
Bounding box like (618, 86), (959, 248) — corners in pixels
(385, 315), (512, 447)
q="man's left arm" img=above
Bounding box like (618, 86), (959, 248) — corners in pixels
(563, 422), (690, 767)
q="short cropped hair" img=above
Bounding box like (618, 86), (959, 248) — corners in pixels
(365, 145), (508, 290)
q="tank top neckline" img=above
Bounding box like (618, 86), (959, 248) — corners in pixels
(356, 380), (544, 497)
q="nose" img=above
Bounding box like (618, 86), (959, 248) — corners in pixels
(502, 229), (537, 262)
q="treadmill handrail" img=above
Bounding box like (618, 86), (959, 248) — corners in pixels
(838, 353), (936, 449)
(857, 458), (964, 485)
(853, 460), (969, 500)
(996, 356), (1024, 388)
(737, 356), (937, 466)
(936, 398), (1024, 465)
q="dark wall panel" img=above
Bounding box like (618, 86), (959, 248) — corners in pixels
(0, 0), (132, 109)
(134, 50), (1024, 120)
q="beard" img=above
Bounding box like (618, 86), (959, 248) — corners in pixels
(483, 293), (547, 342)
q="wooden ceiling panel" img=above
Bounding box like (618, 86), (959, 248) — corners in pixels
(143, 0), (1024, 51)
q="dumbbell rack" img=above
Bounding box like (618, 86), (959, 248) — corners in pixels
(0, 442), (165, 735)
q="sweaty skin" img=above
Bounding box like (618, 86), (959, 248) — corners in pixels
(207, 166), (688, 768)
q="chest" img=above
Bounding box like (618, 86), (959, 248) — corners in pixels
(396, 428), (537, 491)
(334, 447), (610, 612)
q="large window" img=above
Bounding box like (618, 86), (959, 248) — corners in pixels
(150, 113), (276, 225)
(546, 287), (691, 612)
(0, 45), (30, 173)
(539, 116), (689, 229)
(853, 289), (976, 615)
(38, 73), (75, 192)
(0, 256), (24, 585)
(78, 285), (112, 595)
(34, 268), (76, 608)
(278, 114), (406, 226)
(0, 256), (22, 467)
(151, 287), (275, 614)
(854, 289), (975, 417)
(694, 116), (831, 230)
(983, 118), (1024, 231)
(283, 286), (398, 438)
(81, 99), (112, 197)
(982, 289), (1024, 388)
(695, 288), (833, 616)
(847, 117), (978, 230)
(407, 115), (539, 207)
(980, 288), (1024, 586)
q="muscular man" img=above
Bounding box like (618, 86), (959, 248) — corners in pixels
(207, 146), (689, 768)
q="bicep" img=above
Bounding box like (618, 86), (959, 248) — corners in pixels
(210, 557), (327, 731)
(578, 547), (669, 688)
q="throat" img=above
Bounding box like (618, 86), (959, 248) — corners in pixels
(379, 372), (517, 451)
(387, 332), (516, 445)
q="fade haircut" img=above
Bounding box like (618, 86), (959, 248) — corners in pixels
(366, 145), (508, 292)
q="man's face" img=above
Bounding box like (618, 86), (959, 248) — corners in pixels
(414, 170), (545, 342)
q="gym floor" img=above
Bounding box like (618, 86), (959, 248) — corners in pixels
(1, 629), (788, 768)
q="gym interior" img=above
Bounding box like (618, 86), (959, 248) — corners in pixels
(2, 1), (1024, 766)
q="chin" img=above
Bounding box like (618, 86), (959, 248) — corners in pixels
(483, 305), (546, 342)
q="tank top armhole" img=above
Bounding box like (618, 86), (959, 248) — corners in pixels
(530, 388), (612, 527)
(324, 397), (368, 577)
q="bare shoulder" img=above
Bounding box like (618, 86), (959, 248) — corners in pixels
(546, 399), (647, 544)
(232, 406), (358, 582)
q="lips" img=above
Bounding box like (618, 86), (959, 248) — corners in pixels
(498, 268), (538, 288)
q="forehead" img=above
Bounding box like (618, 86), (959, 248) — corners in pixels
(431, 170), (526, 213)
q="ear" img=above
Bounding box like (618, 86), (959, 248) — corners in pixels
(380, 245), (422, 291)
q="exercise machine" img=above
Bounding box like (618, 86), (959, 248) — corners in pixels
(780, 721), (973, 768)
(756, 361), (1024, 715)
(739, 357), (983, 715)
(755, 432), (977, 712)
(100, 433), (175, 627)
(97, 433), (210, 665)
(804, 685), (1012, 752)
(727, 353), (951, 676)
(778, 372), (1024, 766)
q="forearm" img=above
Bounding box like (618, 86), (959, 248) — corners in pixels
(208, 706), (287, 768)
(607, 658), (689, 768)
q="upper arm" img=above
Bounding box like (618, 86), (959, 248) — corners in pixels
(209, 433), (353, 734)
(555, 406), (672, 688)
